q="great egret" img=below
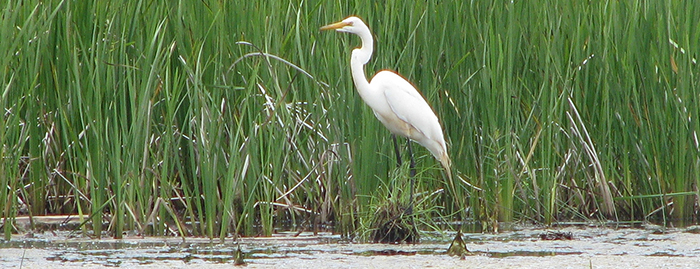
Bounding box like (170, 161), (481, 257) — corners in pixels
(321, 16), (452, 202)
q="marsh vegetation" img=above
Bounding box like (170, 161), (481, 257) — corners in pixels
(1, 1), (698, 241)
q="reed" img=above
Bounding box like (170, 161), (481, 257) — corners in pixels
(0, 0), (697, 240)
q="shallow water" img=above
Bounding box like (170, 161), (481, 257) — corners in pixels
(2, 224), (700, 268)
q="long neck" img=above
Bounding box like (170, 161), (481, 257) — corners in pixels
(350, 29), (374, 94)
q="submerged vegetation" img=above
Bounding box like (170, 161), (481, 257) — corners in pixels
(0, 1), (698, 241)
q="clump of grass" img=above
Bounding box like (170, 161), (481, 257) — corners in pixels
(370, 201), (418, 243)
(367, 164), (419, 243)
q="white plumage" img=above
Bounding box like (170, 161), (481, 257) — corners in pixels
(321, 16), (451, 180)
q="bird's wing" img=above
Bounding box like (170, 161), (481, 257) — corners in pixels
(372, 70), (443, 141)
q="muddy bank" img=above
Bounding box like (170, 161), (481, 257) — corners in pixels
(2, 225), (700, 268)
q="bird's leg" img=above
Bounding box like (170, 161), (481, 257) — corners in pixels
(407, 140), (416, 178)
(389, 134), (403, 199)
(406, 140), (416, 215)
(392, 134), (402, 167)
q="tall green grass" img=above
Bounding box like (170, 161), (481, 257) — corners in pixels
(0, 0), (697, 240)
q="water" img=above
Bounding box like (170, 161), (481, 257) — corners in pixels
(2, 224), (700, 268)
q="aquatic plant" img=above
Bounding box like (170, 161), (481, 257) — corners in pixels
(0, 1), (698, 240)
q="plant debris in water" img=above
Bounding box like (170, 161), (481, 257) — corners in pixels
(539, 231), (574, 240)
(447, 230), (470, 257)
(234, 245), (246, 266)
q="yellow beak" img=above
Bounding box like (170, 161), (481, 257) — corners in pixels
(320, 21), (351, 31)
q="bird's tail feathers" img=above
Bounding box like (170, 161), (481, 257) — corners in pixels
(439, 153), (452, 182)
(440, 153), (462, 212)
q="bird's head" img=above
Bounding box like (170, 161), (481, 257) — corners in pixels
(320, 16), (368, 35)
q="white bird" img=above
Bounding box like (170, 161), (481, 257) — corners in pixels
(320, 16), (452, 191)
